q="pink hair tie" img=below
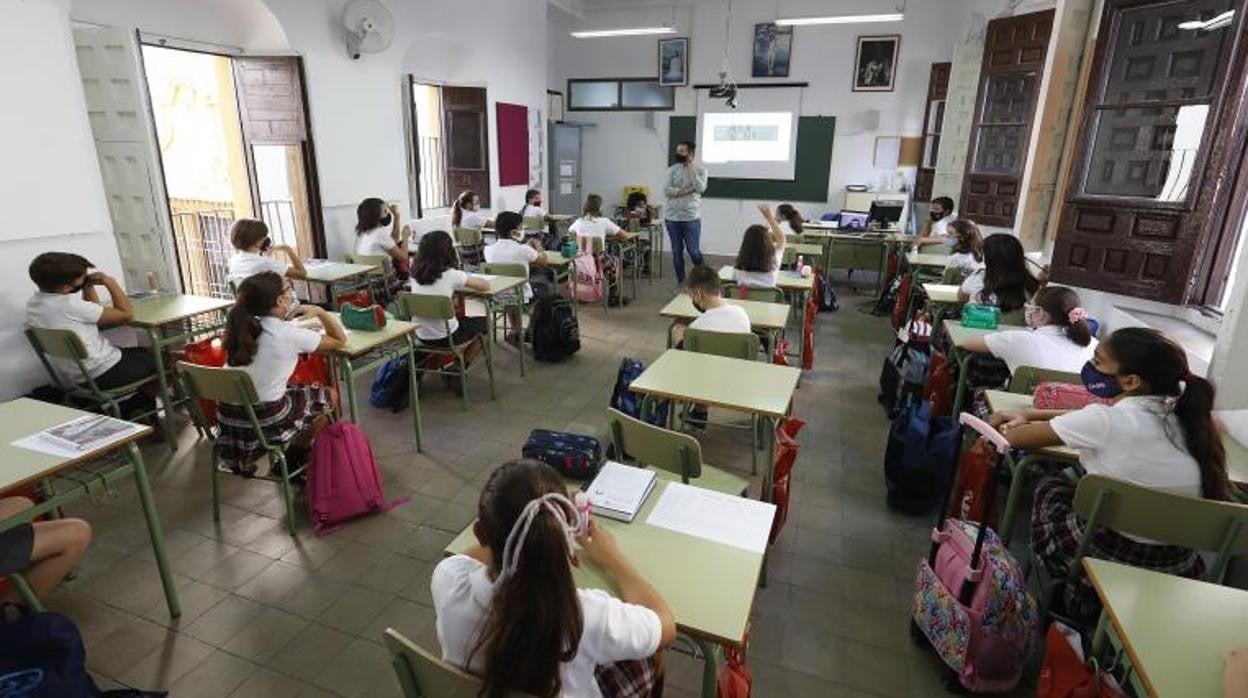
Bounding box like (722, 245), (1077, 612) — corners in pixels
(1068, 307), (1089, 324)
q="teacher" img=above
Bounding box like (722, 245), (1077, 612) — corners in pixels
(664, 140), (708, 283)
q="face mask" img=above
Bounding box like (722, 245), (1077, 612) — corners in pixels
(691, 295), (706, 313)
(930, 211), (945, 222)
(497, 492), (588, 583)
(260, 237), (272, 252)
(1081, 361), (1123, 399)
(379, 214), (392, 227)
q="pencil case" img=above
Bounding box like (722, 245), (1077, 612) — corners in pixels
(341, 303), (387, 331)
(960, 304), (1000, 330)
(562, 240), (578, 258)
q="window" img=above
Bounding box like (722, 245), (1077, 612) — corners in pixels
(408, 80), (490, 216)
(567, 78), (675, 112)
(1050, 0), (1242, 306)
(959, 10), (1053, 228)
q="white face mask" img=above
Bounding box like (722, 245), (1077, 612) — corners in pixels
(497, 492), (588, 583)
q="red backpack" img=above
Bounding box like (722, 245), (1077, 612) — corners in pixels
(307, 422), (407, 536)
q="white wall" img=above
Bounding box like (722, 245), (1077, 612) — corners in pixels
(548, 0), (1029, 255)
(0, 0), (124, 400)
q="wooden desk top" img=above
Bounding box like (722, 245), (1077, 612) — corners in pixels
(0, 399), (152, 492)
(629, 349), (799, 419)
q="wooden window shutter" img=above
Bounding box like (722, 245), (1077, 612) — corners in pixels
(442, 86), (490, 204)
(233, 57), (307, 143)
(960, 10), (1054, 228)
(1050, 0), (1240, 304)
(916, 62), (952, 202)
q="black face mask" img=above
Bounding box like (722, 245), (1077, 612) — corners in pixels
(379, 214), (393, 227)
(930, 211), (945, 222)
(676, 153), (688, 164)
(260, 237), (272, 252)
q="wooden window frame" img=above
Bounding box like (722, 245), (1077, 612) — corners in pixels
(566, 78), (675, 112)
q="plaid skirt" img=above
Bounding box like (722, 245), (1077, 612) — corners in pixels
(1032, 475), (1204, 617)
(595, 656), (662, 698)
(215, 384), (331, 475)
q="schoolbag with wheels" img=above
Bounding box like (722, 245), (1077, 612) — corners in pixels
(814, 268), (839, 312)
(609, 358), (669, 427)
(878, 337), (931, 416)
(530, 296), (581, 362)
(522, 429), (602, 479)
(883, 397), (959, 515)
(570, 253), (603, 302)
(307, 422), (408, 536)
(369, 357), (410, 412)
(911, 413), (1037, 693)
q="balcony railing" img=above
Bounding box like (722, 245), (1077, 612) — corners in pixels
(169, 198), (297, 299)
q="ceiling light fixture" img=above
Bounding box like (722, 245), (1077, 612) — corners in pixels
(570, 26), (676, 38)
(776, 13), (904, 26)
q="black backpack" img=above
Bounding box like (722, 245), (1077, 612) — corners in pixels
(531, 296), (580, 362)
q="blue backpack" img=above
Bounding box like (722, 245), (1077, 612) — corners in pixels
(369, 358), (410, 412)
(883, 397), (960, 515)
(609, 358), (669, 427)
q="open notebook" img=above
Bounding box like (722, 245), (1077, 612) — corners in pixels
(584, 461), (658, 523)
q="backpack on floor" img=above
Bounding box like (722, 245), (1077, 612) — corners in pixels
(872, 271), (904, 316)
(890, 274), (914, 331)
(571, 253), (603, 303)
(801, 292), (817, 370)
(307, 422), (408, 536)
(911, 413), (1037, 694)
(522, 429), (602, 479)
(0, 604), (166, 697)
(369, 357), (410, 412)
(610, 358), (669, 427)
(814, 268), (839, 312)
(883, 397), (959, 515)
(530, 296), (581, 362)
(769, 418), (806, 544)
(878, 337), (931, 416)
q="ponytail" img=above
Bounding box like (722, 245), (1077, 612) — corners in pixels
(776, 204), (803, 233)
(1034, 285), (1092, 347)
(452, 190), (477, 228)
(1105, 328), (1230, 500)
(224, 271), (284, 366)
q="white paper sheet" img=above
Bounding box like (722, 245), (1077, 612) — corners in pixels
(473, 274), (498, 281)
(645, 482), (776, 553)
(12, 416), (145, 458)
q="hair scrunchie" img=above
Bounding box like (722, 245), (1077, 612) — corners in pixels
(1067, 307), (1089, 324)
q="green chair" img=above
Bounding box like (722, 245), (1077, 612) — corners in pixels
(454, 227), (485, 270)
(522, 215), (545, 232)
(383, 628), (534, 698)
(398, 292), (495, 409)
(480, 262), (528, 344)
(786, 234), (803, 246)
(781, 247), (798, 267)
(682, 329), (764, 474)
(1008, 366), (1080, 395)
(25, 328), (173, 449)
(738, 286), (785, 304)
(940, 264), (969, 286)
(585, 237), (623, 314)
(607, 408), (749, 496)
(347, 253), (394, 304)
(1038, 474), (1248, 624)
(176, 362), (307, 535)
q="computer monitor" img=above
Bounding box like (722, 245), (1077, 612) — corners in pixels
(868, 201), (904, 229)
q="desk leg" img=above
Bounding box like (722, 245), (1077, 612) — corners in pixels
(128, 442), (181, 617)
(692, 636), (721, 698)
(481, 298), (497, 377)
(340, 357), (360, 423)
(146, 329), (179, 451)
(951, 349), (971, 418)
(515, 292), (526, 377)
(406, 335), (424, 452)
(1000, 453), (1039, 544)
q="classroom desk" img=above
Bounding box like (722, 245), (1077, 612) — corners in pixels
(303, 261), (377, 306)
(455, 275), (528, 378)
(718, 267), (815, 368)
(803, 230), (909, 296)
(607, 231), (642, 300)
(628, 349), (800, 501)
(944, 319), (1026, 418)
(1084, 558), (1248, 698)
(444, 477), (769, 698)
(659, 294), (790, 352)
(0, 399), (180, 616)
(129, 294), (234, 447)
(326, 314), (423, 452)
(541, 251), (573, 307)
(923, 283), (961, 305)
(906, 251), (952, 269)
(786, 242), (824, 261)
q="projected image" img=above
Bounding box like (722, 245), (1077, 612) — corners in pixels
(713, 125), (780, 142)
(700, 111), (797, 179)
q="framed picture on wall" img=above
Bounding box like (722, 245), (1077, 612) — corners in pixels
(752, 23), (793, 77)
(853, 35), (900, 91)
(658, 37), (689, 86)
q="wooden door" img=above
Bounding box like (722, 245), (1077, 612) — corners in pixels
(442, 86), (491, 204)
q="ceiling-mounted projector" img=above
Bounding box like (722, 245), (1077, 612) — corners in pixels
(709, 70), (738, 109)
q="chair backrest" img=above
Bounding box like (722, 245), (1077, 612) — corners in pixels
(785, 234), (803, 246)
(684, 329), (760, 361)
(384, 628), (524, 698)
(606, 407), (703, 481)
(581, 236), (605, 255)
(781, 247), (797, 267)
(1073, 474), (1248, 582)
(176, 361), (261, 405)
(739, 286), (785, 304)
(626, 218), (640, 233)
(481, 262), (527, 278)
(454, 227), (483, 246)
(349, 253), (391, 275)
(1008, 366), (1080, 394)
(25, 327), (87, 361)
(940, 265), (968, 285)
(398, 292), (455, 320)
(522, 216), (545, 231)
(999, 307), (1026, 327)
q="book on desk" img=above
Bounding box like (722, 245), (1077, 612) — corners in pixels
(585, 461), (658, 523)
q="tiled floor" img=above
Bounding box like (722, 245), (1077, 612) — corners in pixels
(43, 259), (1035, 697)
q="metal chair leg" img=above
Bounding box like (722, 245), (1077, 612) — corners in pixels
(274, 451), (297, 536)
(210, 448), (222, 522)
(8, 572), (42, 611)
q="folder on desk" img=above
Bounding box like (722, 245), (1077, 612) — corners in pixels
(585, 461), (658, 523)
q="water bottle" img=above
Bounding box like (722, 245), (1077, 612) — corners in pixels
(796, 255), (804, 270)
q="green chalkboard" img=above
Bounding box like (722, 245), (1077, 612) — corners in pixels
(668, 115), (835, 202)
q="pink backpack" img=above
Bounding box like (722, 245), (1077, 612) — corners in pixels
(570, 253), (603, 303)
(1033, 382), (1112, 410)
(307, 422), (407, 536)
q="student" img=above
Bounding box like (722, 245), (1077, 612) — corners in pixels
(226, 218), (306, 286)
(519, 189), (547, 223)
(432, 459), (676, 697)
(484, 211), (548, 342)
(960, 286), (1096, 374)
(733, 204), (787, 289)
(992, 328), (1231, 617)
(26, 252), (156, 392)
(776, 203), (804, 236)
(355, 197), (410, 267)
(943, 219), (985, 283)
(670, 264), (751, 347)
(409, 230), (491, 345)
(218, 271), (344, 474)
(625, 190), (653, 226)
(0, 496), (91, 604)
(570, 194), (627, 303)
(451, 190), (492, 231)
(913, 195), (957, 247)
(958, 233), (1039, 314)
